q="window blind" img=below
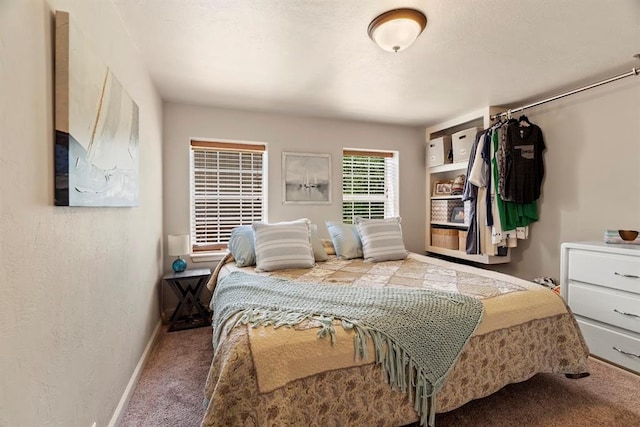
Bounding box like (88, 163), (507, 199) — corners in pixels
(342, 150), (399, 224)
(190, 141), (265, 251)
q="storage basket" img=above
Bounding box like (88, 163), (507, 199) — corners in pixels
(431, 228), (459, 250)
(426, 136), (452, 167)
(451, 127), (481, 163)
(431, 199), (463, 223)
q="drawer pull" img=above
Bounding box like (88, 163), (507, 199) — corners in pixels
(612, 346), (640, 359)
(614, 272), (640, 279)
(613, 309), (640, 319)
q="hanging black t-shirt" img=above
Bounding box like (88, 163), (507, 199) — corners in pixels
(502, 122), (545, 204)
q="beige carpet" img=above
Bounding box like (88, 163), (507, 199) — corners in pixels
(120, 325), (640, 427)
(119, 326), (212, 426)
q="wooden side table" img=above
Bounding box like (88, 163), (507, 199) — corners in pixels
(163, 268), (212, 332)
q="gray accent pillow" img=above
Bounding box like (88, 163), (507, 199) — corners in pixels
(228, 225), (256, 267)
(355, 217), (408, 262)
(252, 219), (315, 272)
(325, 221), (363, 259)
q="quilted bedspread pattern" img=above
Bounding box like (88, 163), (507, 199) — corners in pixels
(201, 253), (589, 427)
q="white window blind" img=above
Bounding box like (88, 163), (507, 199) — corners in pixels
(342, 150), (399, 224)
(190, 141), (265, 251)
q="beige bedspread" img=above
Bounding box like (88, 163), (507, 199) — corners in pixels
(202, 253), (589, 427)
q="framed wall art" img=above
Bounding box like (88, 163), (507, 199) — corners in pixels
(54, 11), (139, 207)
(282, 152), (331, 204)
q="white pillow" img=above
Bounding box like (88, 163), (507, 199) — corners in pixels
(252, 219), (315, 272)
(310, 224), (328, 262)
(325, 221), (363, 259)
(355, 217), (408, 262)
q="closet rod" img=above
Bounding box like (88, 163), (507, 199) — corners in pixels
(491, 62), (640, 121)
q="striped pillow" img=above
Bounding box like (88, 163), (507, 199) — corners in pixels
(355, 217), (408, 262)
(252, 219), (315, 272)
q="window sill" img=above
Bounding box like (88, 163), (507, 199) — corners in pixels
(190, 251), (228, 264)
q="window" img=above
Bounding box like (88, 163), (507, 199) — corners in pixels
(190, 140), (266, 252)
(342, 149), (399, 224)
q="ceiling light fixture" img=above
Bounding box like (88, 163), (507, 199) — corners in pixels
(367, 8), (427, 53)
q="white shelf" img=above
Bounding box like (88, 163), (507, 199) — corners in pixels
(431, 221), (467, 228)
(428, 162), (467, 174)
(426, 246), (511, 264)
(431, 195), (463, 200)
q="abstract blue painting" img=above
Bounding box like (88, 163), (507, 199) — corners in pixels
(55, 11), (139, 207)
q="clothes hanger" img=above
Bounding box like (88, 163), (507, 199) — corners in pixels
(503, 110), (516, 124)
(518, 114), (531, 127)
(491, 116), (506, 128)
(492, 110), (510, 127)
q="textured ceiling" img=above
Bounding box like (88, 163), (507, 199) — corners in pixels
(112, 0), (640, 126)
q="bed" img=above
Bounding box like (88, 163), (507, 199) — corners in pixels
(200, 220), (589, 427)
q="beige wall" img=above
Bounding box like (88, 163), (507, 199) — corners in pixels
(493, 76), (640, 281)
(162, 102), (426, 267)
(0, 1), (163, 426)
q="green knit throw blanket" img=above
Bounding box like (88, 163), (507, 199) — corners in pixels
(211, 271), (484, 427)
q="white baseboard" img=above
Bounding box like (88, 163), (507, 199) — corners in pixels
(108, 320), (162, 427)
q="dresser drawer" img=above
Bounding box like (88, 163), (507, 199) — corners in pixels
(568, 250), (640, 293)
(577, 318), (640, 374)
(568, 282), (640, 333)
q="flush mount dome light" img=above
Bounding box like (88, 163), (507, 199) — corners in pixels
(368, 8), (427, 53)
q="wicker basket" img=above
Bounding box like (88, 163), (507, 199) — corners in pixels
(431, 228), (459, 250)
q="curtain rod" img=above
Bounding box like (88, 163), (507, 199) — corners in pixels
(491, 56), (640, 121)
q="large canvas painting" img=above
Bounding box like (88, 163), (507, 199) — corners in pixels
(54, 11), (139, 207)
(282, 152), (331, 204)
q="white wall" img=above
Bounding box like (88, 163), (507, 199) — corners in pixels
(493, 76), (640, 281)
(162, 103), (425, 269)
(0, 1), (163, 426)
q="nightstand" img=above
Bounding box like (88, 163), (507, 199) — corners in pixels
(163, 268), (212, 332)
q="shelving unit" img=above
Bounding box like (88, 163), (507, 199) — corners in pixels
(425, 106), (511, 265)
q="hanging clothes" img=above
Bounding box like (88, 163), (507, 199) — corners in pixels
(462, 129), (489, 255)
(461, 114), (546, 257)
(467, 130), (493, 226)
(467, 128), (502, 255)
(490, 124), (514, 247)
(501, 117), (546, 204)
(470, 115), (546, 255)
(494, 124), (539, 232)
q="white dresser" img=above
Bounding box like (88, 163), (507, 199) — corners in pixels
(560, 241), (640, 374)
